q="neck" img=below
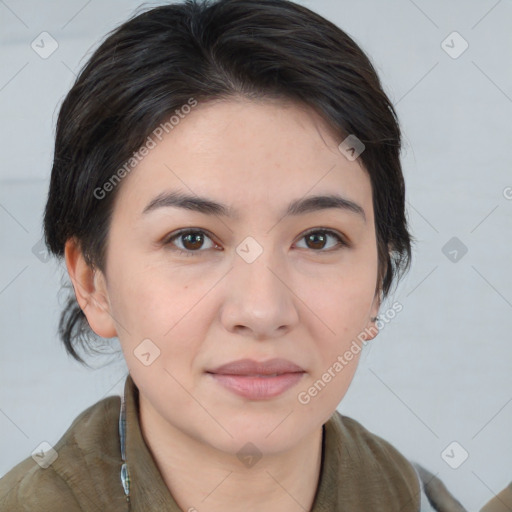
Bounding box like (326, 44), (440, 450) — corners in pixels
(138, 394), (324, 512)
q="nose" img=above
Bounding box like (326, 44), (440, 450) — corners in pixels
(219, 244), (300, 340)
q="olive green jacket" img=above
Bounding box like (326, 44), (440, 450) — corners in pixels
(0, 374), (421, 511)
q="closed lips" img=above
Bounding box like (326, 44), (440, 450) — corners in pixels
(207, 358), (305, 376)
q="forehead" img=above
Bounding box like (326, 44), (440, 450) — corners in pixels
(111, 98), (373, 222)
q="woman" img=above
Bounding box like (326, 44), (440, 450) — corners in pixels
(0, 0), (426, 509)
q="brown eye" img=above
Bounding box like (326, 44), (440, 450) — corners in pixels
(305, 232), (328, 250)
(296, 229), (347, 252)
(164, 227), (347, 258)
(164, 229), (217, 256)
(181, 232), (206, 250)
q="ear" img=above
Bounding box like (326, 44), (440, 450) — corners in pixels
(64, 238), (117, 338)
(360, 246), (391, 342)
(360, 290), (382, 342)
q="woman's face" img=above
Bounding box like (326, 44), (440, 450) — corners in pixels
(98, 98), (380, 454)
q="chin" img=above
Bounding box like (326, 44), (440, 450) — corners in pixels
(208, 428), (302, 459)
(218, 412), (311, 448)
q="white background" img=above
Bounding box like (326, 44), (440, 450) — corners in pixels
(0, 1), (511, 509)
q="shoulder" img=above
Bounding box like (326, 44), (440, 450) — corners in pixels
(333, 412), (418, 478)
(328, 411), (420, 510)
(0, 457), (82, 511)
(0, 395), (127, 512)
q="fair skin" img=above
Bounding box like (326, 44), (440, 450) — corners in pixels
(65, 97), (381, 512)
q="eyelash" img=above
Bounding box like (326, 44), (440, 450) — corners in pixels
(163, 227), (349, 257)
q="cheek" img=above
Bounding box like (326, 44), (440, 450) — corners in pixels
(108, 272), (167, 330)
(300, 261), (377, 330)
(105, 265), (166, 344)
(107, 264), (210, 367)
(294, 253), (378, 383)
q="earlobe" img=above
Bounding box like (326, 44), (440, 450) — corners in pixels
(64, 238), (117, 338)
(361, 291), (382, 342)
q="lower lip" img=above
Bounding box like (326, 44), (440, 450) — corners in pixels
(208, 372), (305, 400)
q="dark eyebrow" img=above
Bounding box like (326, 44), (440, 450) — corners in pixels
(142, 191), (366, 223)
